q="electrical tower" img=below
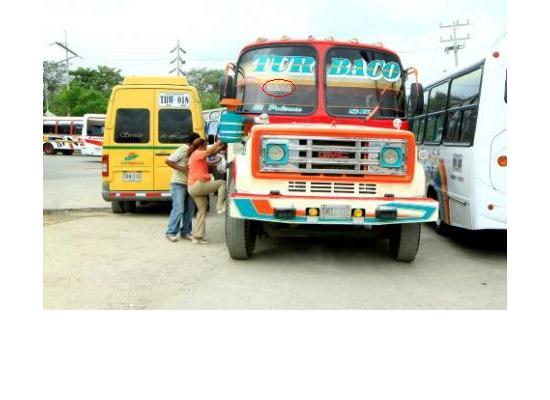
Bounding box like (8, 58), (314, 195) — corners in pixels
(440, 20), (470, 67)
(50, 30), (81, 115)
(170, 40), (186, 76)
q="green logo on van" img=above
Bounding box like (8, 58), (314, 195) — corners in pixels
(124, 152), (139, 161)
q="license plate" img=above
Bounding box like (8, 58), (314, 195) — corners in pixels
(122, 172), (141, 182)
(320, 205), (351, 220)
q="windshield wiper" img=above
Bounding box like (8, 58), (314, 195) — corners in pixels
(365, 86), (391, 122)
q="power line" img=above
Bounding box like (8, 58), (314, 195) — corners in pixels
(440, 19), (470, 67)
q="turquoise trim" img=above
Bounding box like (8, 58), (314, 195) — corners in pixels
(264, 143), (288, 165)
(232, 198), (436, 225)
(380, 147), (403, 168)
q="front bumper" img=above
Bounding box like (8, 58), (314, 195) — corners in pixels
(230, 193), (438, 225)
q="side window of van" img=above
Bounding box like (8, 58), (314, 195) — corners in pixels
(159, 109), (193, 143)
(115, 109), (150, 143)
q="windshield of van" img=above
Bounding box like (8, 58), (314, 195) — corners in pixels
(325, 47), (405, 118)
(236, 46), (317, 115)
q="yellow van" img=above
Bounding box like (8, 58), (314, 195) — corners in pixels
(101, 76), (204, 213)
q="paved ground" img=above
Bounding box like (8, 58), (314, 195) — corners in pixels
(43, 154), (507, 310)
(43, 153), (107, 210)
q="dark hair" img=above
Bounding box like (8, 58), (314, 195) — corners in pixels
(185, 132), (201, 144)
(187, 137), (206, 157)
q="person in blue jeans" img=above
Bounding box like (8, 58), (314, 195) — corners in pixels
(165, 132), (200, 242)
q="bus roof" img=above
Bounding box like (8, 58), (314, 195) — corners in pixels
(240, 37), (400, 58)
(122, 76), (189, 86)
(43, 116), (83, 122)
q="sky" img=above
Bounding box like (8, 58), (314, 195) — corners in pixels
(42, 0), (506, 85)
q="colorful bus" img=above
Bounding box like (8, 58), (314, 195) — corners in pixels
(42, 116), (82, 155)
(409, 37), (506, 233)
(218, 36), (438, 262)
(80, 113), (106, 156)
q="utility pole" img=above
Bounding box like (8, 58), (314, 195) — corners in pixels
(170, 40), (186, 76)
(50, 31), (81, 115)
(440, 20), (470, 67)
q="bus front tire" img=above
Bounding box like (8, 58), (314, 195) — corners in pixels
(225, 211), (256, 260)
(388, 223), (421, 262)
(111, 201), (125, 214)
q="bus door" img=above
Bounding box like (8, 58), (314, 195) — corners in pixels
(108, 89), (155, 193)
(153, 89), (195, 191)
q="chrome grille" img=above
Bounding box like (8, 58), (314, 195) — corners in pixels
(260, 135), (407, 177)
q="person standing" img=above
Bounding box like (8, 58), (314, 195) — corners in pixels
(187, 138), (227, 244)
(164, 132), (200, 242)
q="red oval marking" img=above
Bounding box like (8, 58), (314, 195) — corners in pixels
(261, 79), (296, 98)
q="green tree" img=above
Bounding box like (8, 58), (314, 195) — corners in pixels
(48, 65), (123, 116)
(43, 61), (66, 114)
(69, 65), (123, 95)
(186, 68), (224, 110)
(50, 83), (108, 116)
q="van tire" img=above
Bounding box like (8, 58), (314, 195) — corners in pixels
(111, 201), (125, 214)
(61, 150), (74, 155)
(122, 201), (136, 213)
(388, 223), (421, 262)
(43, 143), (56, 155)
(225, 210), (256, 260)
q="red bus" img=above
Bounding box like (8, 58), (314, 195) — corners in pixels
(219, 36), (437, 262)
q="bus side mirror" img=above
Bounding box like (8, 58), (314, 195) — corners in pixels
(409, 83), (424, 116)
(219, 75), (236, 101)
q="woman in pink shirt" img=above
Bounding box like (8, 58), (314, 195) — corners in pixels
(187, 138), (227, 244)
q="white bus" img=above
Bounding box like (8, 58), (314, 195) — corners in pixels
(80, 113), (105, 156)
(409, 38), (506, 233)
(42, 116), (83, 155)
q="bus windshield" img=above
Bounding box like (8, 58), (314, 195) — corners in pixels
(87, 119), (105, 137)
(325, 47), (405, 118)
(236, 46), (317, 115)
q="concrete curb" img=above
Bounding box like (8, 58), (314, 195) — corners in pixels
(43, 207), (110, 215)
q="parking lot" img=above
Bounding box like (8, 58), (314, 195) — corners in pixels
(43, 154), (507, 309)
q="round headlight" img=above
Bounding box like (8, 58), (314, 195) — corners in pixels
(267, 144), (285, 161)
(382, 148), (399, 165)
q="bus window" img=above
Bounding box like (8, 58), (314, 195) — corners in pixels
(444, 110), (462, 143)
(58, 123), (70, 135)
(88, 122), (104, 136)
(73, 123), (83, 135)
(433, 114), (445, 143)
(424, 115), (436, 143)
(416, 118), (426, 143)
(460, 108), (478, 144)
(43, 124), (56, 134)
(115, 109), (150, 143)
(427, 81), (449, 113)
(448, 68), (482, 107)
(158, 109), (193, 143)
(410, 119), (419, 141)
